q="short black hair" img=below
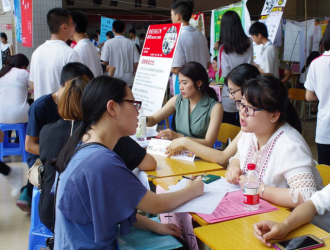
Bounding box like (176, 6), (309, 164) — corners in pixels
(95, 29), (100, 34)
(60, 62), (94, 87)
(47, 8), (71, 34)
(106, 31), (114, 39)
(112, 20), (125, 33)
(129, 29), (136, 35)
(139, 33), (145, 39)
(70, 11), (88, 33)
(170, 1), (193, 22)
(323, 22), (330, 51)
(249, 22), (268, 38)
(0, 32), (8, 41)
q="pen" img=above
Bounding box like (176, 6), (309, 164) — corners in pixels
(182, 174), (205, 180)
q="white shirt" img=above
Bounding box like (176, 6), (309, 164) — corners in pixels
(132, 37), (140, 47)
(74, 38), (103, 77)
(0, 68), (30, 123)
(305, 51), (330, 144)
(1, 42), (10, 52)
(260, 41), (279, 78)
(29, 40), (81, 100)
(310, 183), (330, 215)
(231, 123), (324, 203)
(100, 35), (140, 86)
(172, 26), (209, 70)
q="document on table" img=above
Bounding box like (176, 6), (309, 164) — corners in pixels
(163, 178), (240, 214)
(196, 190), (278, 223)
(147, 138), (195, 162)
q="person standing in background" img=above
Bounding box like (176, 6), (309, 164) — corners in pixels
(1, 32), (13, 66)
(29, 8), (81, 100)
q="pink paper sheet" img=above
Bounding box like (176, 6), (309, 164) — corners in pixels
(196, 190), (278, 223)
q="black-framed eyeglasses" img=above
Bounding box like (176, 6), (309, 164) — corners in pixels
(122, 99), (142, 111)
(227, 88), (241, 97)
(235, 101), (264, 117)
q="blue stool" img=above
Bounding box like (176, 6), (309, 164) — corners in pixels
(28, 187), (53, 250)
(0, 123), (28, 162)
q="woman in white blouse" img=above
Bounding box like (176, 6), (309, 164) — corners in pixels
(0, 54), (30, 124)
(226, 75), (323, 209)
(253, 184), (330, 247)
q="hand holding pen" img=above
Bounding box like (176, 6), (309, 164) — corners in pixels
(184, 175), (204, 196)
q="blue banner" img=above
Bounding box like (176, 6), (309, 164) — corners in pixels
(100, 17), (114, 43)
(14, 0), (22, 43)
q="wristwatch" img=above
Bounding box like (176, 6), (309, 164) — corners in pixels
(261, 184), (268, 199)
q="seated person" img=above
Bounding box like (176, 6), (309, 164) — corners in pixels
(166, 64), (260, 165)
(39, 76), (156, 230)
(208, 57), (217, 80)
(0, 54), (30, 124)
(147, 62), (223, 148)
(279, 67), (293, 84)
(254, 183), (330, 246)
(226, 75), (323, 209)
(53, 76), (204, 249)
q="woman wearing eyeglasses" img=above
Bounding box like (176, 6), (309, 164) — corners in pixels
(53, 76), (204, 250)
(226, 75), (323, 209)
(146, 61), (223, 148)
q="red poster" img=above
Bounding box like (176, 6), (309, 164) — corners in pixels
(21, 0), (33, 47)
(142, 23), (181, 58)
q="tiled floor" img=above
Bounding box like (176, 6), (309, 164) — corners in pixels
(0, 120), (318, 249)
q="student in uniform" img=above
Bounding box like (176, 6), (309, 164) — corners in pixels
(146, 62), (223, 148)
(53, 75), (204, 249)
(170, 1), (210, 95)
(249, 22), (279, 78)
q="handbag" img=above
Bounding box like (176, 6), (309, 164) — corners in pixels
(27, 158), (44, 191)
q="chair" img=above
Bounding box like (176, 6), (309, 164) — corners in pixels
(0, 123), (28, 162)
(28, 187), (53, 250)
(316, 164), (330, 186)
(214, 123), (241, 149)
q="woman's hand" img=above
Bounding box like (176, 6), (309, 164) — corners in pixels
(154, 223), (181, 237)
(225, 165), (243, 185)
(157, 129), (183, 140)
(185, 176), (204, 198)
(165, 138), (187, 157)
(253, 221), (290, 247)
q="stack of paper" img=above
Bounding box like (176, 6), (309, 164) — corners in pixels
(163, 178), (241, 214)
(196, 190), (278, 223)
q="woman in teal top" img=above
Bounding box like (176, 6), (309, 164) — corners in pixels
(147, 62), (223, 148)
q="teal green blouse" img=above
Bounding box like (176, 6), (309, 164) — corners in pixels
(175, 94), (218, 139)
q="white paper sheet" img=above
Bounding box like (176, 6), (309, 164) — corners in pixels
(164, 178), (241, 214)
(133, 169), (150, 190)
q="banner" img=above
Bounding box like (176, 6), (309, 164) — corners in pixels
(100, 16), (114, 43)
(132, 23), (182, 130)
(189, 12), (205, 35)
(253, 0), (287, 64)
(210, 1), (250, 59)
(21, 0), (33, 47)
(14, 0), (22, 43)
(312, 20), (329, 51)
(2, 0), (11, 12)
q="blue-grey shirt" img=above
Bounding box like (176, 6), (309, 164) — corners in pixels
(54, 144), (147, 250)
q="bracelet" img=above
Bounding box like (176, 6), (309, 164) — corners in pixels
(260, 184), (267, 199)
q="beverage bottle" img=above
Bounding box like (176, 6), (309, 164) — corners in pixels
(243, 163), (260, 211)
(136, 108), (147, 141)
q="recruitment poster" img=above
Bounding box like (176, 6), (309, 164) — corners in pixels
(21, 0), (33, 47)
(189, 12), (205, 35)
(100, 17), (114, 43)
(14, 0), (22, 43)
(210, 1), (250, 58)
(313, 20), (329, 51)
(132, 23), (182, 129)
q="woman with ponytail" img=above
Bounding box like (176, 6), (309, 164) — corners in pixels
(146, 61), (223, 148)
(53, 76), (204, 250)
(226, 75), (323, 209)
(0, 54), (30, 124)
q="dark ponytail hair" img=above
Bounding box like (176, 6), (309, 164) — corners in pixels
(55, 75), (127, 173)
(178, 62), (218, 101)
(243, 75), (302, 134)
(225, 63), (260, 90)
(0, 54), (29, 78)
(301, 51), (320, 74)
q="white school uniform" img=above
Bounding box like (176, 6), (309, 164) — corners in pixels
(29, 40), (81, 100)
(74, 38), (103, 77)
(260, 41), (279, 78)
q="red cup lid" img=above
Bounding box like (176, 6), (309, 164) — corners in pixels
(247, 163), (256, 170)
